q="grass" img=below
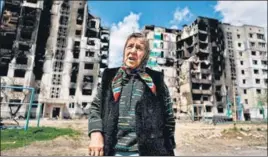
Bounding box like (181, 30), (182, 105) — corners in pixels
(1, 127), (79, 151)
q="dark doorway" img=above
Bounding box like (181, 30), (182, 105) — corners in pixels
(52, 107), (60, 118)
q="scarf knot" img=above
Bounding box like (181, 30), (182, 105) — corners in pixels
(112, 66), (156, 102)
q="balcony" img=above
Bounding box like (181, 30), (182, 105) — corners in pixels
(9, 64), (29, 70)
(191, 78), (211, 84)
(192, 89), (212, 95)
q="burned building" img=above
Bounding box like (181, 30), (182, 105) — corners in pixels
(0, 0), (48, 118)
(177, 17), (226, 121)
(0, 0), (110, 119)
(143, 25), (180, 119)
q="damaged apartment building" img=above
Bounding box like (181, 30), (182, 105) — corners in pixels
(143, 26), (181, 119)
(0, 0), (110, 119)
(221, 24), (267, 121)
(0, 0), (47, 118)
(176, 17), (226, 121)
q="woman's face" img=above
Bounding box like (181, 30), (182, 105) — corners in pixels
(124, 37), (146, 69)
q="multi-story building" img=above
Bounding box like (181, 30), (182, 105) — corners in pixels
(0, 0), (46, 118)
(221, 24), (268, 120)
(39, 1), (109, 119)
(143, 25), (180, 118)
(177, 17), (226, 121)
(0, 0), (110, 119)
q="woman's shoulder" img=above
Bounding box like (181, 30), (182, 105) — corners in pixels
(145, 67), (163, 77)
(145, 67), (164, 82)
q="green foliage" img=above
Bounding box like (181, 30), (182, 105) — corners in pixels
(1, 127), (78, 151)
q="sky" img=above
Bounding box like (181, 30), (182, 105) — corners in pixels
(88, 1), (267, 68)
(0, 1), (267, 68)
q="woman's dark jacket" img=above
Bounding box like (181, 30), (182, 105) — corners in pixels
(88, 67), (176, 156)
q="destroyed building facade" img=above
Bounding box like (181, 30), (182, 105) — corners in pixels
(0, 0), (110, 119)
(177, 17), (226, 121)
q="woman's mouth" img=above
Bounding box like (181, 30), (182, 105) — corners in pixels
(128, 56), (137, 61)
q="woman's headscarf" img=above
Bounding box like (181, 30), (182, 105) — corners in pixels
(111, 32), (156, 102)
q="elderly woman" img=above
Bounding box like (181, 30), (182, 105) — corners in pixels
(88, 32), (176, 156)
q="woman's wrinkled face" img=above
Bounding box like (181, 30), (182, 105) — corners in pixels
(124, 37), (146, 69)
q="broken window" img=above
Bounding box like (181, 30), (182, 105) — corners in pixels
(85, 51), (94, 57)
(83, 75), (93, 83)
(217, 106), (224, 113)
(258, 42), (266, 48)
(256, 89), (261, 94)
(254, 69), (259, 74)
(82, 102), (88, 108)
(192, 94), (201, 101)
(203, 96), (209, 101)
(244, 89), (247, 94)
(60, 16), (69, 25)
(55, 50), (65, 60)
(12, 85), (23, 92)
(87, 39), (95, 45)
(250, 42), (255, 47)
(261, 60), (267, 65)
(14, 69), (26, 78)
(255, 79), (260, 84)
(69, 88), (76, 96)
(82, 89), (92, 95)
(249, 33), (253, 38)
(90, 21), (96, 28)
(205, 106), (212, 112)
(86, 29), (99, 38)
(243, 79), (246, 84)
(57, 37), (66, 48)
(74, 41), (80, 49)
(251, 51), (256, 56)
(237, 34), (240, 39)
(9, 99), (21, 106)
(215, 75), (220, 80)
(76, 15), (83, 25)
(75, 30), (81, 36)
(238, 43), (241, 47)
(16, 56), (28, 65)
(73, 50), (80, 59)
(241, 70), (245, 75)
(58, 26), (68, 37)
(240, 61), (243, 65)
(53, 61), (63, 72)
(84, 63), (94, 69)
(20, 29), (32, 40)
(257, 33), (264, 40)
(253, 60), (258, 65)
(71, 63), (79, 83)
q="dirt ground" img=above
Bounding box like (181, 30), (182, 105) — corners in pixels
(1, 119), (267, 156)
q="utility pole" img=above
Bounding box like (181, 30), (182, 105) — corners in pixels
(233, 82), (237, 128)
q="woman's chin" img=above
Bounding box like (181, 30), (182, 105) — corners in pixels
(125, 63), (137, 69)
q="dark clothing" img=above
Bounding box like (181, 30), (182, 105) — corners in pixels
(115, 74), (144, 152)
(88, 67), (176, 156)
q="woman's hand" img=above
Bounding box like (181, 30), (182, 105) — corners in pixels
(88, 132), (104, 156)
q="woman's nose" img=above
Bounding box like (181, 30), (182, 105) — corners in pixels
(130, 46), (137, 53)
